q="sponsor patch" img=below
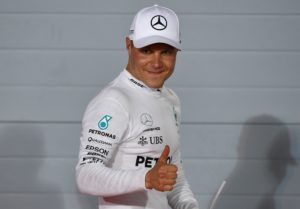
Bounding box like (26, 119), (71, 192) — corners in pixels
(89, 129), (116, 140)
(98, 115), (112, 130)
(135, 155), (172, 168)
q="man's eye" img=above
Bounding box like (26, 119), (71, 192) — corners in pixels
(140, 48), (152, 54)
(162, 50), (175, 55)
(142, 49), (151, 54)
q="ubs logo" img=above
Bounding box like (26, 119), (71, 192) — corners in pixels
(151, 15), (167, 31)
(140, 113), (153, 126)
(138, 136), (148, 146)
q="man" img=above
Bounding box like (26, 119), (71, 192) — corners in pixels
(76, 4), (199, 209)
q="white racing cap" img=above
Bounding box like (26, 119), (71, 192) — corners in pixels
(128, 4), (181, 50)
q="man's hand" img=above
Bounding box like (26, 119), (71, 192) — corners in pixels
(145, 145), (178, 192)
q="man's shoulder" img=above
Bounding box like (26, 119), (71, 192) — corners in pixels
(165, 87), (180, 100)
(165, 86), (177, 95)
(94, 84), (130, 103)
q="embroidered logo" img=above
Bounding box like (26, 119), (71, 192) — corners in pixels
(151, 15), (167, 31)
(138, 136), (148, 146)
(98, 115), (112, 130)
(140, 113), (153, 126)
(173, 106), (179, 127)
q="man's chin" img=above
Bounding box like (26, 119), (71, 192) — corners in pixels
(146, 82), (163, 89)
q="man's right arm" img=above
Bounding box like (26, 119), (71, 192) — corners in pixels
(76, 97), (148, 196)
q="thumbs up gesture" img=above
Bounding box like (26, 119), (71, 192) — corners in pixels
(145, 145), (178, 192)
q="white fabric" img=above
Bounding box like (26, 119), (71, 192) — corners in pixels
(76, 69), (199, 209)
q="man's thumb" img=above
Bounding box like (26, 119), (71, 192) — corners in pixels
(158, 145), (170, 163)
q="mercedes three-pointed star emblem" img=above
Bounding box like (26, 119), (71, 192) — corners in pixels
(140, 113), (153, 126)
(151, 15), (167, 31)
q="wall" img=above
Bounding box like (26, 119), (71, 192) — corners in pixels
(0, 0), (299, 208)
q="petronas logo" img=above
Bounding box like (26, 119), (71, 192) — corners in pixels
(98, 115), (112, 130)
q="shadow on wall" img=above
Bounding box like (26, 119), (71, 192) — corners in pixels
(0, 124), (64, 209)
(214, 114), (296, 209)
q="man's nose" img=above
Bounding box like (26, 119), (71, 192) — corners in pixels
(152, 54), (163, 68)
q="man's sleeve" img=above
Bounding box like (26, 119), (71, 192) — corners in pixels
(167, 149), (200, 209)
(76, 97), (148, 197)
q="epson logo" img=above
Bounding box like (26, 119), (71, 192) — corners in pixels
(85, 145), (109, 156)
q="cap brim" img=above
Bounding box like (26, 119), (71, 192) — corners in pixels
(132, 36), (181, 50)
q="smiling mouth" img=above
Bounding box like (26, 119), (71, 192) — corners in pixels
(146, 70), (163, 75)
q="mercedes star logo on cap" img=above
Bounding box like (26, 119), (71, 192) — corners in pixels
(151, 15), (167, 31)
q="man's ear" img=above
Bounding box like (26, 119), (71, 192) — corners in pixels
(126, 37), (132, 50)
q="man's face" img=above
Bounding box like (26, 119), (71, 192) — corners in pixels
(126, 38), (178, 89)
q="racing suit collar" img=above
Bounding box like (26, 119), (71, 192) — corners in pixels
(122, 69), (164, 96)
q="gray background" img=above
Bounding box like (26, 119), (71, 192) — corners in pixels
(0, 0), (300, 209)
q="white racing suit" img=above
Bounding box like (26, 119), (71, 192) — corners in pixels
(76, 69), (199, 209)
